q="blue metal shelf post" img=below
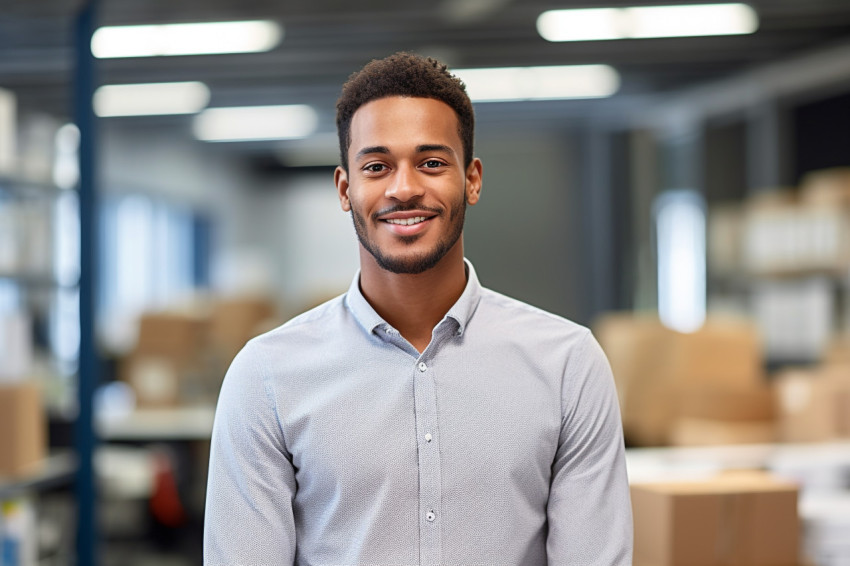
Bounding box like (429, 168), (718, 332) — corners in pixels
(74, 1), (100, 564)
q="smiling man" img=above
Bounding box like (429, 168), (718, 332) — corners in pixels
(204, 53), (633, 566)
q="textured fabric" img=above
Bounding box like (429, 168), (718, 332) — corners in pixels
(204, 260), (633, 566)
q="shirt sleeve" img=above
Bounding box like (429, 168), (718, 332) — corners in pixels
(546, 330), (633, 565)
(204, 342), (298, 566)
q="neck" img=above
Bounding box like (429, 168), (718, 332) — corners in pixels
(358, 240), (467, 353)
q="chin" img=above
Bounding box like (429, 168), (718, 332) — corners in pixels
(374, 252), (444, 275)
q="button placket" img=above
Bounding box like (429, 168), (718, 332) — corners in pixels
(412, 356), (442, 563)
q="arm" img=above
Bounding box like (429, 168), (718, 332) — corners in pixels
(204, 344), (297, 566)
(546, 331), (633, 565)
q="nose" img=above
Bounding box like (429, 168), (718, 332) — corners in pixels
(384, 163), (425, 202)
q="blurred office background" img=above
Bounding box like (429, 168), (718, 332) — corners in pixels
(1, 1), (850, 565)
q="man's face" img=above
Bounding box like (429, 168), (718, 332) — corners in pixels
(335, 96), (482, 275)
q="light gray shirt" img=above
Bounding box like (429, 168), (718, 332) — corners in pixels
(204, 261), (632, 566)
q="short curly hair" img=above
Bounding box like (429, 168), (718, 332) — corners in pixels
(336, 52), (475, 172)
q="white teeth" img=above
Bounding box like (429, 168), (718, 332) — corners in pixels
(386, 216), (427, 226)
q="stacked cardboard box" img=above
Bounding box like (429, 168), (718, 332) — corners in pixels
(208, 295), (278, 369)
(595, 314), (774, 446)
(631, 471), (800, 566)
(800, 167), (850, 207)
(742, 186), (850, 276)
(671, 386), (776, 446)
(122, 296), (280, 407)
(773, 364), (850, 443)
(121, 311), (210, 407)
(0, 382), (46, 477)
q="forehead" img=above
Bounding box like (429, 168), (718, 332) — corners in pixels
(349, 96), (461, 154)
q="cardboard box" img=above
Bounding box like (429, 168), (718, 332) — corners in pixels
(774, 365), (850, 442)
(669, 417), (777, 446)
(209, 296), (278, 361)
(671, 382), (777, 446)
(631, 473), (800, 566)
(121, 351), (222, 408)
(593, 314), (676, 446)
(823, 335), (850, 366)
(595, 314), (766, 446)
(676, 385), (776, 422)
(0, 382), (46, 477)
(121, 355), (182, 408)
(669, 319), (764, 389)
(135, 311), (208, 362)
(800, 167), (850, 207)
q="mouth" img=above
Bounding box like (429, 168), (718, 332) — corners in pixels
(376, 209), (439, 236)
(384, 216), (429, 226)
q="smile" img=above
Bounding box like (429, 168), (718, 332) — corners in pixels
(385, 216), (428, 226)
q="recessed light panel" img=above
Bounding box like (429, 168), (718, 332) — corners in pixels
(193, 105), (318, 142)
(537, 3), (758, 42)
(454, 65), (620, 102)
(91, 20), (282, 58)
(93, 82), (210, 117)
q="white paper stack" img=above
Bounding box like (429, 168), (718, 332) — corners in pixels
(0, 312), (33, 382)
(800, 493), (850, 566)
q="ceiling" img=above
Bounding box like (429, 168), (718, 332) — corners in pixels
(4, 0), (850, 151)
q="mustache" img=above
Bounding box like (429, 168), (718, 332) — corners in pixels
(372, 202), (442, 221)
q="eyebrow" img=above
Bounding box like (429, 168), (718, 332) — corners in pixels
(354, 146), (390, 160)
(416, 144), (454, 155)
(354, 144), (456, 162)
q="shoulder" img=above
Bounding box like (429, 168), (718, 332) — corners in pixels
(221, 294), (348, 381)
(244, 294), (347, 352)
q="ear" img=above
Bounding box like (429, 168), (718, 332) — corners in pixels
(465, 158), (483, 206)
(335, 166), (351, 212)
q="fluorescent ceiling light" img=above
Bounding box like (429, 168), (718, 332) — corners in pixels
(453, 65), (620, 102)
(91, 20), (282, 58)
(537, 3), (758, 42)
(93, 81), (210, 117)
(193, 105), (318, 142)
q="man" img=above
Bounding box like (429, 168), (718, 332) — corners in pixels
(204, 52), (632, 565)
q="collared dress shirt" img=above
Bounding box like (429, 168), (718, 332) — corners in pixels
(204, 260), (633, 566)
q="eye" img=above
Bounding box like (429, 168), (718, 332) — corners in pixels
(422, 160), (445, 169)
(363, 163), (387, 174)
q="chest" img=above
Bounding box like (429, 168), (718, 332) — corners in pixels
(276, 347), (563, 498)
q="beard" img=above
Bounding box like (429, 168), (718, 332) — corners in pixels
(351, 193), (467, 275)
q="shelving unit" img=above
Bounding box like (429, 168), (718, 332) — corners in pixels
(0, 173), (81, 566)
(0, 452), (77, 501)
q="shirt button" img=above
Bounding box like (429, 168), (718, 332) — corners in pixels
(418, 362), (427, 372)
(424, 433), (432, 442)
(426, 510), (436, 522)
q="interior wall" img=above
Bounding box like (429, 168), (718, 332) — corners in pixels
(97, 120), (587, 325)
(99, 121), (249, 255)
(465, 128), (581, 322)
(244, 173), (360, 316)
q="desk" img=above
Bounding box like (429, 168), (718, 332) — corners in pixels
(96, 406), (216, 442)
(626, 440), (850, 486)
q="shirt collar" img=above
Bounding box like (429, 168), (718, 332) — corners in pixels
(344, 258), (483, 337)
